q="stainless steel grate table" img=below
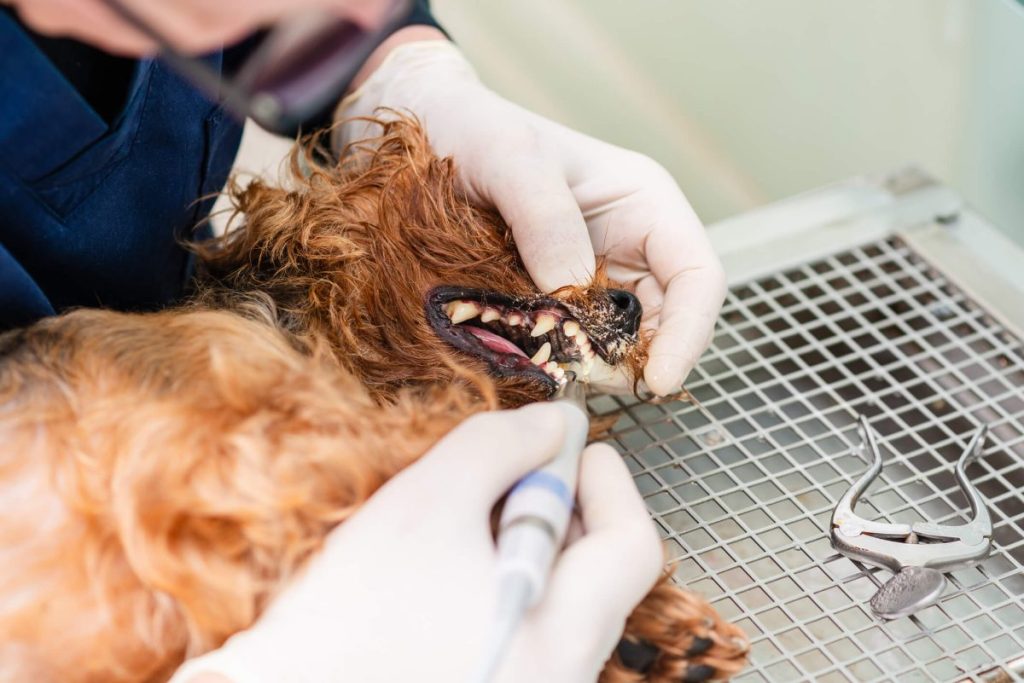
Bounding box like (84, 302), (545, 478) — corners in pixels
(593, 179), (1024, 683)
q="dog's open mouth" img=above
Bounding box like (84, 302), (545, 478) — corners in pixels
(426, 286), (616, 389)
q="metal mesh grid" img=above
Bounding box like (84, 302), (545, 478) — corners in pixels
(594, 236), (1024, 682)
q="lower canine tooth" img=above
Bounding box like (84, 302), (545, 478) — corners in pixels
(448, 301), (480, 324)
(530, 313), (557, 337)
(562, 320), (580, 337)
(480, 307), (501, 323)
(531, 341), (552, 364)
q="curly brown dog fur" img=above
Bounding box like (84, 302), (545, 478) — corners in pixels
(0, 117), (747, 682)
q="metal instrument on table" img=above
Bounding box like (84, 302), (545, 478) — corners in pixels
(830, 415), (993, 619)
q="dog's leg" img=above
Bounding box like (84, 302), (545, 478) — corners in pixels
(602, 574), (750, 682)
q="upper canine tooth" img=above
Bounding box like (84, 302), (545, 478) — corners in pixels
(574, 330), (589, 346)
(530, 313), (557, 338)
(480, 307), (501, 323)
(562, 320), (580, 337)
(448, 301), (481, 324)
(530, 341), (552, 365)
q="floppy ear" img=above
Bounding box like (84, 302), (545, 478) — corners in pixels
(91, 310), (474, 654)
(0, 316), (190, 682)
(0, 308), (480, 682)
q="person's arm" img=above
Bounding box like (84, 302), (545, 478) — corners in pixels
(346, 24), (445, 95)
(171, 404), (661, 683)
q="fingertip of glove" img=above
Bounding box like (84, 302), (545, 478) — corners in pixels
(643, 361), (686, 397)
(514, 401), (568, 440)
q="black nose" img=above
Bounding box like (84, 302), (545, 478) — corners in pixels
(608, 289), (642, 335)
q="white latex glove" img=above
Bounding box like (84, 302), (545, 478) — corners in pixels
(336, 41), (727, 396)
(170, 403), (662, 683)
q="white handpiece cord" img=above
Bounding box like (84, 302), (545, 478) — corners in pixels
(468, 376), (590, 683)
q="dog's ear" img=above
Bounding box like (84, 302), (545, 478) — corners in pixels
(0, 307), (485, 680)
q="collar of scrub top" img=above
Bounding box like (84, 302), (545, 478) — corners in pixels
(829, 415), (993, 618)
(96, 0), (414, 134)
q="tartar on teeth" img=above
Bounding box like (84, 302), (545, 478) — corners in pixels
(443, 298), (597, 381)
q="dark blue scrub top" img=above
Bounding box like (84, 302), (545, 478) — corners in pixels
(0, 3), (439, 331)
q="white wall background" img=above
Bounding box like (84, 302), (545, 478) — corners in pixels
(958, 0), (1024, 244)
(226, 0), (1024, 246)
(431, 0), (1024, 245)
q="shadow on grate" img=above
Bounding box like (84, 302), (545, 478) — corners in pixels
(594, 237), (1024, 683)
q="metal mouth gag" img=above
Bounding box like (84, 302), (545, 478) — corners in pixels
(830, 415), (993, 619)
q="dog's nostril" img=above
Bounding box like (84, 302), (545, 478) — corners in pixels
(608, 289), (642, 333)
(609, 289), (637, 311)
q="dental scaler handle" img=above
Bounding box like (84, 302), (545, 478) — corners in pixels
(496, 375), (590, 606)
(468, 377), (590, 683)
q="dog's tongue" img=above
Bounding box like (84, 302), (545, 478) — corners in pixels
(463, 325), (528, 358)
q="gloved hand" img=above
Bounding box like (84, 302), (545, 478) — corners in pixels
(337, 41), (727, 396)
(171, 403), (662, 683)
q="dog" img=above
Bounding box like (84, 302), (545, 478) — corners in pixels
(0, 116), (748, 682)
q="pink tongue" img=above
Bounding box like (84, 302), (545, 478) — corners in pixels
(464, 326), (528, 358)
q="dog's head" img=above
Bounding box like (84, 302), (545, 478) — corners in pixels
(196, 116), (649, 405)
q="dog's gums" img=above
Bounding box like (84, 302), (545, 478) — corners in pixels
(426, 285), (642, 391)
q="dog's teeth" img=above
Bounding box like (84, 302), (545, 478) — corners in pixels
(562, 320), (580, 337)
(530, 341), (552, 365)
(574, 330), (589, 346)
(530, 313), (557, 338)
(480, 307), (501, 323)
(507, 312), (524, 326)
(544, 363), (564, 379)
(447, 301), (480, 324)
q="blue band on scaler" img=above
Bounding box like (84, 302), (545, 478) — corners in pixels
(511, 471), (573, 507)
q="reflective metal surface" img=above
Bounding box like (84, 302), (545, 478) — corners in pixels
(594, 237), (1024, 682)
